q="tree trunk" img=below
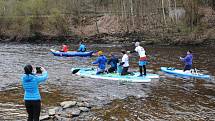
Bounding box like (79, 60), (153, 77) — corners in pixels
(95, 0), (99, 34)
(174, 0), (177, 23)
(162, 0), (167, 26)
(129, 0), (135, 29)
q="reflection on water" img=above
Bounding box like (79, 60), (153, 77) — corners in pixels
(0, 84), (74, 105)
(0, 43), (215, 120)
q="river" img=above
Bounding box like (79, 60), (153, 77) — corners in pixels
(0, 43), (214, 120)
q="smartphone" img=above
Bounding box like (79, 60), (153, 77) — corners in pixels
(36, 67), (42, 74)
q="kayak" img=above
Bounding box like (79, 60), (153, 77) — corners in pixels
(71, 68), (159, 83)
(50, 49), (94, 57)
(161, 67), (211, 79)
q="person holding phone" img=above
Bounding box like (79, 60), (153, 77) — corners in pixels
(21, 65), (48, 121)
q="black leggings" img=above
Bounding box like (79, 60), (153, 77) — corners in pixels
(121, 67), (133, 75)
(108, 67), (116, 73)
(25, 100), (41, 121)
(184, 65), (192, 71)
(139, 65), (146, 75)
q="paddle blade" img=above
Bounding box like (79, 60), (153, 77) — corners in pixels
(72, 69), (80, 74)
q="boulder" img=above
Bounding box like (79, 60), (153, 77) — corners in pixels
(65, 108), (81, 116)
(60, 101), (77, 109)
(55, 115), (72, 121)
(39, 115), (50, 121)
(76, 102), (91, 108)
(79, 107), (90, 112)
(48, 107), (59, 116)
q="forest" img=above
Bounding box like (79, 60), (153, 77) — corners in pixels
(0, 0), (215, 45)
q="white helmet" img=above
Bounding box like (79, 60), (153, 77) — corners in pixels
(135, 42), (139, 47)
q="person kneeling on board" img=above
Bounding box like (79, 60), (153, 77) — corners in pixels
(107, 53), (119, 73)
(92, 51), (107, 75)
(120, 50), (134, 76)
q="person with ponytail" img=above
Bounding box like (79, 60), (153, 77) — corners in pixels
(21, 65), (48, 121)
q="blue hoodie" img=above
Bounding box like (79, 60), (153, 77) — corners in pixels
(181, 54), (193, 65)
(92, 55), (107, 69)
(108, 56), (119, 69)
(78, 44), (86, 52)
(21, 71), (48, 100)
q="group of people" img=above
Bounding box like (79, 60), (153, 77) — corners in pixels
(92, 41), (194, 76)
(21, 40), (193, 121)
(60, 41), (87, 52)
(92, 42), (148, 77)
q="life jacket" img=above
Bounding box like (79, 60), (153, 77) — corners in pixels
(62, 45), (68, 52)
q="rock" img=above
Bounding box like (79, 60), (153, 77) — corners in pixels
(65, 108), (81, 116)
(76, 102), (84, 107)
(16, 114), (27, 117)
(79, 107), (90, 112)
(55, 115), (71, 121)
(76, 102), (91, 108)
(111, 116), (118, 120)
(137, 117), (144, 121)
(55, 107), (64, 115)
(48, 107), (59, 116)
(60, 101), (77, 109)
(39, 115), (50, 121)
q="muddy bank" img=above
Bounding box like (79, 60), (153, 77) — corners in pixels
(0, 32), (215, 46)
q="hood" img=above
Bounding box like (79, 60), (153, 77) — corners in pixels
(23, 74), (34, 82)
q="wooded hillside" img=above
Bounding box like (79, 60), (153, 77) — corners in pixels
(0, 0), (215, 44)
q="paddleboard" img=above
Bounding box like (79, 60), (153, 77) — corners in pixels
(71, 68), (159, 83)
(161, 67), (210, 79)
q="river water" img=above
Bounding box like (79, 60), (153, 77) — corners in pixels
(0, 43), (214, 120)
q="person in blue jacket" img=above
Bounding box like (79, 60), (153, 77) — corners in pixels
(78, 41), (86, 52)
(21, 65), (48, 121)
(92, 51), (107, 75)
(180, 50), (193, 71)
(107, 53), (119, 73)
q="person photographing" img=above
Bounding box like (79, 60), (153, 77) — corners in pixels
(21, 65), (48, 121)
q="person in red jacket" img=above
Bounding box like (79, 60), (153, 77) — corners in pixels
(60, 44), (68, 52)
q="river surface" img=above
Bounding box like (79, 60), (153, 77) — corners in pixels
(0, 43), (214, 120)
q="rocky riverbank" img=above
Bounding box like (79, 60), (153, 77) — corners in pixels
(40, 100), (93, 121)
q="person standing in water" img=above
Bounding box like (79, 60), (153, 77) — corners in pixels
(92, 51), (107, 75)
(21, 65), (48, 121)
(180, 50), (193, 71)
(78, 40), (86, 52)
(134, 42), (147, 76)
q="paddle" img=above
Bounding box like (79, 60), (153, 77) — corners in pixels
(72, 69), (80, 74)
(72, 68), (95, 74)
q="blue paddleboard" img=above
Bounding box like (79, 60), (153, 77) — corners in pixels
(71, 68), (159, 83)
(161, 67), (210, 79)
